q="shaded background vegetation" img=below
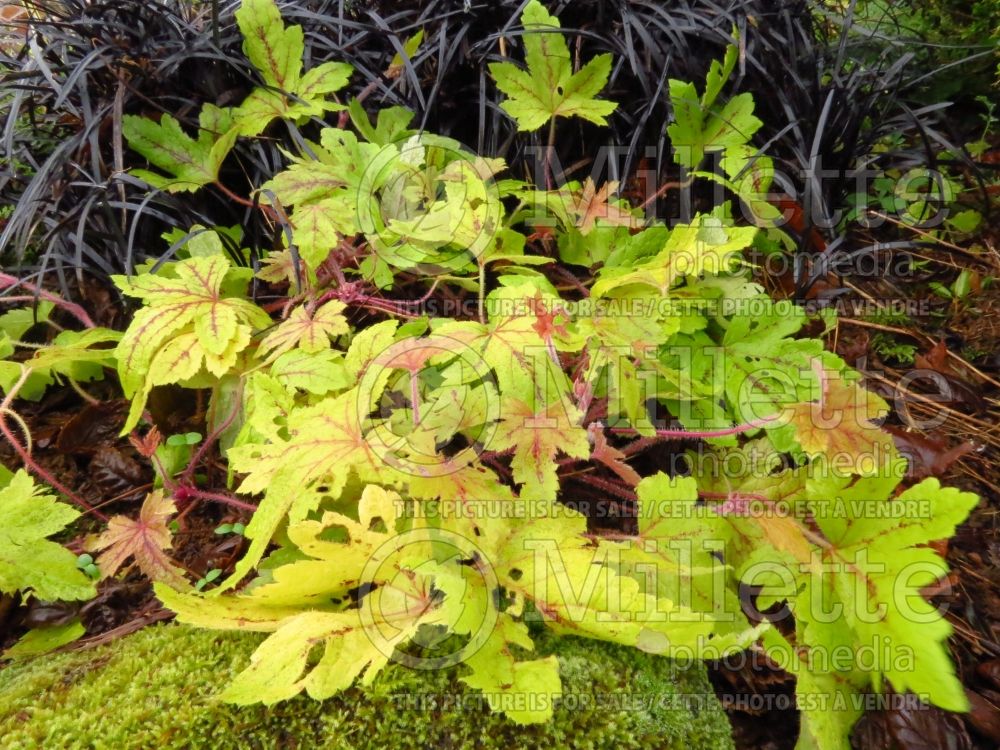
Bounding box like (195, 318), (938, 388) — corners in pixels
(2, 0), (996, 285)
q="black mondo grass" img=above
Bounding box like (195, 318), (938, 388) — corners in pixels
(0, 0), (261, 288)
(0, 0), (988, 287)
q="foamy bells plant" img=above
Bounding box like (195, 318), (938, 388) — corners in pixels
(0, 1), (977, 747)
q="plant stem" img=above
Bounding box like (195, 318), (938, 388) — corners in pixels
(640, 180), (685, 210)
(0, 367), (105, 518)
(409, 372), (421, 426)
(210, 0), (220, 47)
(0, 275), (95, 329)
(569, 472), (637, 503)
(184, 487), (257, 512)
(544, 118), (557, 190)
(337, 79), (380, 128)
(213, 181), (280, 222)
(179, 381), (244, 487)
(67, 379), (100, 405)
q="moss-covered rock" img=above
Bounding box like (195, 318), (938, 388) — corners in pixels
(0, 624), (735, 749)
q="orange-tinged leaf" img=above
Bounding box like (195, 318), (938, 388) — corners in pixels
(259, 300), (349, 362)
(735, 512), (813, 565)
(493, 397), (589, 499)
(256, 249), (303, 285)
(589, 423), (640, 486)
(787, 364), (896, 475)
(571, 178), (641, 234)
(94, 491), (187, 588)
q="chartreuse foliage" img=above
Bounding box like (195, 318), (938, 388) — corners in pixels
(489, 1), (617, 131)
(0, 299), (119, 401)
(685, 449), (977, 746)
(121, 0), (351, 193)
(112, 255), (270, 433)
(0, 471), (95, 602)
(667, 44), (763, 173)
(0, 0), (966, 747)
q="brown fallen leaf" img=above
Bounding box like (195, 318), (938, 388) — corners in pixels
(976, 659), (1000, 692)
(965, 689), (1000, 743)
(93, 491), (187, 588)
(89, 447), (150, 500)
(914, 341), (986, 412)
(55, 400), (126, 455)
(883, 425), (976, 480)
(916, 340), (965, 379)
(851, 697), (972, 750)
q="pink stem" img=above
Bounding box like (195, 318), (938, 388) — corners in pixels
(410, 373), (421, 426)
(184, 487), (257, 512)
(699, 491), (770, 502)
(395, 278), (443, 307)
(0, 275), (95, 329)
(357, 298), (421, 319)
(179, 382), (244, 486)
(620, 433), (675, 456)
(0, 370), (105, 518)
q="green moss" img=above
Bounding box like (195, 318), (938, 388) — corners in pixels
(0, 624), (734, 750)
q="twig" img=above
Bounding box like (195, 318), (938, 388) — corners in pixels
(838, 317), (1000, 390)
(640, 180), (684, 210)
(0, 274), (95, 329)
(0, 366), (105, 518)
(179, 381), (245, 487)
(213, 181), (280, 222)
(181, 486), (258, 513)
